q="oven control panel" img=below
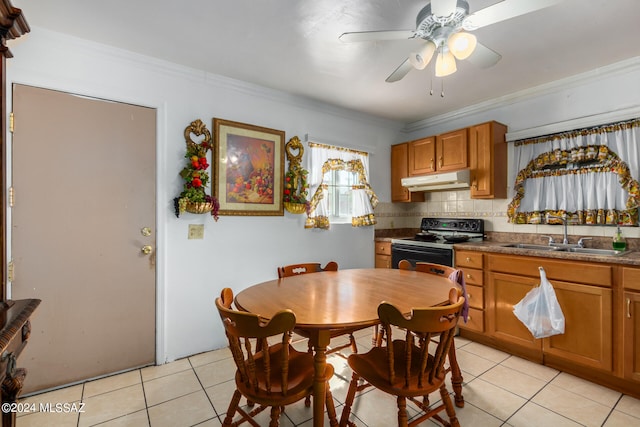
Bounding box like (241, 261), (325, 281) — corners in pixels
(420, 218), (484, 233)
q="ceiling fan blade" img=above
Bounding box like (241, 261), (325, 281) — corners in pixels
(385, 58), (413, 83)
(467, 42), (502, 69)
(339, 30), (415, 43)
(464, 0), (563, 30)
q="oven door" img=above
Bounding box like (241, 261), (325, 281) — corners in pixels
(391, 243), (453, 269)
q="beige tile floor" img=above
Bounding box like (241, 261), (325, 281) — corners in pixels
(16, 329), (640, 427)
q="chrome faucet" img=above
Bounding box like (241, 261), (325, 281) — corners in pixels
(547, 214), (569, 245)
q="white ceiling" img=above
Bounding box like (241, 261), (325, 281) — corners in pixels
(15, 0), (640, 124)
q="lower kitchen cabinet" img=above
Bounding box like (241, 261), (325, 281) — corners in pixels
(622, 267), (640, 383)
(485, 254), (613, 371)
(375, 240), (391, 268)
(455, 248), (640, 397)
(456, 251), (485, 332)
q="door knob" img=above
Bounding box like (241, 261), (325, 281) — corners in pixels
(141, 245), (153, 255)
(141, 227), (152, 236)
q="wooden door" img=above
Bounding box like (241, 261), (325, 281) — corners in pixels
(487, 272), (543, 352)
(408, 136), (435, 176)
(469, 121), (507, 199)
(436, 128), (468, 171)
(10, 84), (156, 393)
(624, 291), (640, 382)
(391, 143), (423, 203)
(543, 281), (612, 371)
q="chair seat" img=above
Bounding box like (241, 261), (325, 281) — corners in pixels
(236, 344), (323, 405)
(347, 340), (445, 397)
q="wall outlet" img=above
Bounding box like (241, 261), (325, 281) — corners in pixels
(188, 224), (205, 239)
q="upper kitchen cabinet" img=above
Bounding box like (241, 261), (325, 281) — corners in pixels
(408, 129), (468, 176)
(391, 143), (424, 203)
(469, 121), (508, 199)
(408, 136), (436, 175)
(435, 128), (468, 172)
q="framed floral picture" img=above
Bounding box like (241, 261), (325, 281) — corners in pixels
(213, 118), (284, 216)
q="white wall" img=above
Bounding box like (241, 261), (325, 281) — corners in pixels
(6, 28), (404, 362)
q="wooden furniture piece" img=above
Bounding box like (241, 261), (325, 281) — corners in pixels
(468, 121), (507, 199)
(391, 143), (424, 203)
(216, 289), (338, 427)
(455, 251), (485, 333)
(374, 240), (392, 268)
(277, 261), (338, 278)
(235, 268), (463, 427)
(340, 290), (464, 427)
(391, 120), (507, 203)
(621, 267), (640, 383)
(0, 299), (40, 427)
(277, 262), (357, 357)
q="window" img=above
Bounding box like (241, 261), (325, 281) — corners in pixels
(305, 142), (378, 229)
(324, 169), (357, 223)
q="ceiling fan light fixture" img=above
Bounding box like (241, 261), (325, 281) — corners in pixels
(435, 49), (457, 77)
(409, 41), (436, 70)
(448, 31), (477, 60)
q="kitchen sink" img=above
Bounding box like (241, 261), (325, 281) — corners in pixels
(502, 243), (564, 251)
(503, 243), (629, 256)
(565, 247), (628, 256)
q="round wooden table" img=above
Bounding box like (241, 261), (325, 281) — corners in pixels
(235, 268), (465, 427)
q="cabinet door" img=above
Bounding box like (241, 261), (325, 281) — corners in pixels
(468, 122), (505, 198)
(487, 272), (543, 352)
(391, 143), (424, 203)
(436, 128), (468, 171)
(408, 136), (436, 175)
(544, 281), (612, 372)
(624, 291), (640, 382)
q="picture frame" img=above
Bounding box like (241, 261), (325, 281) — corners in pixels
(213, 118), (284, 216)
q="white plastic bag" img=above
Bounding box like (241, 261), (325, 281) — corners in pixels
(513, 266), (565, 339)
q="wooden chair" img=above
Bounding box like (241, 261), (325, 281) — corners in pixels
(216, 288), (339, 427)
(340, 289), (464, 427)
(277, 261), (358, 357)
(277, 261), (338, 278)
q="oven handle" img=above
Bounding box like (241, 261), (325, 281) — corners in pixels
(391, 244), (452, 255)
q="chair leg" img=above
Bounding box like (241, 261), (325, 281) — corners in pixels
(339, 372), (359, 427)
(439, 384), (460, 427)
(397, 396), (408, 427)
(447, 340), (465, 408)
(222, 390), (242, 426)
(349, 334), (358, 353)
(325, 381), (339, 427)
(269, 405), (282, 427)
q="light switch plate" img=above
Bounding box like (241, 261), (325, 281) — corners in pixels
(188, 224), (205, 239)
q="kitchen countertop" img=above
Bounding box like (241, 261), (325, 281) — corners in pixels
(453, 240), (640, 266)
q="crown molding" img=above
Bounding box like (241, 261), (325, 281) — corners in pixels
(403, 56), (640, 134)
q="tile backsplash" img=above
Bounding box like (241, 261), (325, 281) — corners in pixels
(375, 189), (640, 240)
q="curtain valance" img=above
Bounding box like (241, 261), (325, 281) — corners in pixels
(508, 118), (640, 225)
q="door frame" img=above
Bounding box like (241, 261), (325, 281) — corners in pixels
(4, 83), (168, 366)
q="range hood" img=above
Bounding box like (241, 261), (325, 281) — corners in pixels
(401, 169), (471, 192)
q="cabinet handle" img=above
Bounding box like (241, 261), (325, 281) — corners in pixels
(628, 298), (632, 319)
(439, 156), (443, 168)
(467, 294), (472, 300)
(466, 257), (471, 262)
(466, 273), (472, 279)
(430, 158), (434, 170)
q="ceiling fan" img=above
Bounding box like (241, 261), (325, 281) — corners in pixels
(339, 0), (562, 82)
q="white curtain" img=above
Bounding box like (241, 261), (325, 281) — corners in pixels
(509, 118), (640, 225)
(305, 142), (378, 229)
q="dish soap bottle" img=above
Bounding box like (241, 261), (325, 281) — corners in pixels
(612, 224), (626, 251)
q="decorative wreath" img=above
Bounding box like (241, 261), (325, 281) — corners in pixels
(283, 136), (310, 214)
(173, 119), (219, 221)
